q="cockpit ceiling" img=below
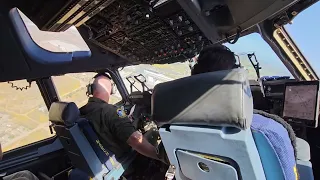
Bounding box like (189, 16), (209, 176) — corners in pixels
(3, 0), (300, 66)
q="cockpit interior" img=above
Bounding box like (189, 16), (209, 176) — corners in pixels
(0, 0), (320, 180)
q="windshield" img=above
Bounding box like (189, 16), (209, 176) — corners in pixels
(225, 32), (292, 79)
(119, 62), (190, 91)
(120, 33), (292, 90)
(285, 2), (320, 75)
(0, 80), (54, 152)
(53, 73), (122, 106)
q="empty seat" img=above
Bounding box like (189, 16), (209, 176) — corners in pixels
(49, 102), (135, 180)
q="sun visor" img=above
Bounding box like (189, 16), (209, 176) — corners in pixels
(152, 68), (253, 130)
(9, 8), (91, 64)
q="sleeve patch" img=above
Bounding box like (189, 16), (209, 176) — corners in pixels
(116, 106), (127, 118)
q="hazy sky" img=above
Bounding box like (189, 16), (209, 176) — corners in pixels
(285, 2), (320, 74)
(224, 2), (319, 78)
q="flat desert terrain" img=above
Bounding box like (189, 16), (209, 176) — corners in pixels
(0, 72), (123, 152)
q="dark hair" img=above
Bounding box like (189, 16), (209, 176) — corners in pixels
(191, 45), (236, 75)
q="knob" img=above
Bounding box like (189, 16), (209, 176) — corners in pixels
(127, 15), (131, 21)
(169, 20), (174, 26)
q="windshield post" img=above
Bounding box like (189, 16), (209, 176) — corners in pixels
(107, 68), (130, 103)
(36, 77), (60, 110)
(247, 53), (261, 79)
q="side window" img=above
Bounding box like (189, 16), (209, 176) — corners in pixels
(53, 73), (122, 107)
(0, 80), (54, 152)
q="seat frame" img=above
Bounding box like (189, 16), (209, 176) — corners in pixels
(159, 125), (266, 180)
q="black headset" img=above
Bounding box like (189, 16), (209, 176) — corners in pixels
(86, 73), (116, 97)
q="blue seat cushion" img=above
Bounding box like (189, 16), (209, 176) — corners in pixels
(252, 131), (284, 179)
(251, 114), (297, 180)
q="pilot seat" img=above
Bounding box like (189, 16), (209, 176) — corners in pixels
(49, 102), (136, 180)
(152, 68), (312, 180)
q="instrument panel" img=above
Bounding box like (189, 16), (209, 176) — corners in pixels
(282, 81), (320, 128)
(85, 0), (211, 64)
(260, 78), (320, 128)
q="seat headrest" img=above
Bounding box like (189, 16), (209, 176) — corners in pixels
(152, 68), (253, 130)
(49, 102), (80, 127)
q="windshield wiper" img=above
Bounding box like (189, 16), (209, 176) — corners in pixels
(126, 76), (140, 94)
(247, 53), (262, 79)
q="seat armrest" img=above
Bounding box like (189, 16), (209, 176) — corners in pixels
(296, 138), (310, 161)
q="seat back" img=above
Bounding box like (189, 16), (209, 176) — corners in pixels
(49, 102), (135, 180)
(76, 118), (136, 172)
(152, 68), (265, 180)
(49, 102), (106, 177)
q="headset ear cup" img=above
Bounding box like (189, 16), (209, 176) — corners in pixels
(111, 83), (116, 95)
(86, 84), (93, 96)
(90, 84), (94, 95)
(86, 84), (90, 96)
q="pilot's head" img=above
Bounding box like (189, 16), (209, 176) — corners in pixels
(91, 74), (113, 103)
(191, 44), (236, 75)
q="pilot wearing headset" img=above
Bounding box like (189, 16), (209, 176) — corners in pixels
(79, 73), (169, 167)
